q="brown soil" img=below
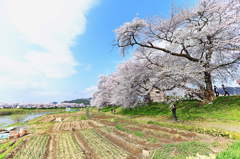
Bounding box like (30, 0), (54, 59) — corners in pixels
(40, 113), (84, 122)
(47, 134), (56, 159)
(111, 128), (163, 149)
(95, 128), (141, 158)
(143, 124), (196, 138)
(40, 116), (56, 122)
(112, 129), (146, 145)
(87, 120), (104, 127)
(52, 120), (96, 131)
(42, 135), (51, 159)
(73, 132), (99, 159)
(97, 120), (116, 126)
(91, 114), (113, 119)
(125, 126), (174, 143)
(125, 126), (142, 131)
(108, 118), (137, 125)
(6, 138), (28, 159)
(142, 130), (175, 143)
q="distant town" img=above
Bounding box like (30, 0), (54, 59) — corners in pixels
(0, 98), (91, 109)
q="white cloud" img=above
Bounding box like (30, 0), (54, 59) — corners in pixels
(3, 0), (95, 48)
(83, 86), (97, 97)
(0, 0), (98, 103)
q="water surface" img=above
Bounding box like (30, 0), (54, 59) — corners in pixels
(0, 112), (49, 128)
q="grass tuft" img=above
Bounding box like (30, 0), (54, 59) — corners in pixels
(151, 141), (212, 159)
(216, 141), (240, 159)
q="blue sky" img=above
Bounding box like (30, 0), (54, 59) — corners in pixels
(0, 0), (197, 103)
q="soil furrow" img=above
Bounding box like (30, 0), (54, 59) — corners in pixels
(95, 128), (141, 159)
(73, 131), (99, 159)
(47, 134), (56, 159)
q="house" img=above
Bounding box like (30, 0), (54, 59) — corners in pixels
(150, 88), (165, 102)
(237, 80), (240, 85)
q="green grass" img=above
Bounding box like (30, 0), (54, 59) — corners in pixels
(177, 96), (240, 121)
(0, 139), (24, 159)
(0, 140), (15, 152)
(151, 141), (212, 159)
(147, 137), (158, 143)
(146, 120), (240, 140)
(115, 124), (128, 132)
(99, 106), (119, 112)
(133, 131), (144, 137)
(79, 114), (87, 120)
(0, 108), (64, 115)
(216, 141), (240, 159)
(118, 96), (240, 121)
(120, 102), (169, 116)
(0, 109), (31, 115)
(115, 124), (145, 138)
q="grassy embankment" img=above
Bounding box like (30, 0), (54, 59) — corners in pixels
(100, 96), (240, 159)
(100, 96), (240, 132)
(117, 96), (240, 138)
(115, 96), (240, 121)
(0, 108), (67, 128)
(0, 108), (66, 116)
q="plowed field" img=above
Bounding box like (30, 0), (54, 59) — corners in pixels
(4, 113), (227, 159)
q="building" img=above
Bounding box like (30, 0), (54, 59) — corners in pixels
(150, 88), (165, 102)
(237, 80), (240, 85)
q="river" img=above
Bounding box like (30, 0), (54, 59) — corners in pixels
(0, 112), (50, 128)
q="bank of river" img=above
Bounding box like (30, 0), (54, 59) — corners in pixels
(0, 112), (50, 128)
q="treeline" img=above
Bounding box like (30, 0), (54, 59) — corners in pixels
(62, 98), (91, 105)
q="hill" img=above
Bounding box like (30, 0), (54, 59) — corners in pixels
(62, 98), (91, 105)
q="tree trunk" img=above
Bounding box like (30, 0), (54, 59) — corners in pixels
(144, 93), (152, 103)
(203, 71), (214, 101)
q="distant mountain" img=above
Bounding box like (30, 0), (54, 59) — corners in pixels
(62, 98), (91, 105)
(216, 87), (240, 95)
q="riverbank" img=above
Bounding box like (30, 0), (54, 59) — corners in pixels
(0, 109), (66, 130)
(0, 108), (65, 116)
(100, 96), (240, 134)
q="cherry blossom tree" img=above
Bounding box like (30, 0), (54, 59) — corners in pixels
(110, 56), (156, 107)
(91, 74), (118, 107)
(134, 47), (207, 100)
(92, 47), (205, 107)
(114, 0), (240, 101)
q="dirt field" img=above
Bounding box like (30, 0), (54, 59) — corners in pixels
(2, 112), (229, 159)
